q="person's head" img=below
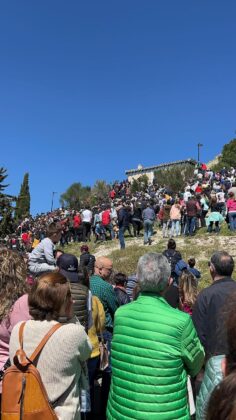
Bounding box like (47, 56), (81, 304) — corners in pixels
(54, 249), (64, 260)
(209, 251), (234, 281)
(94, 257), (113, 281)
(179, 270), (198, 308)
(80, 245), (89, 254)
(206, 373), (236, 420)
(46, 222), (62, 243)
(228, 191), (235, 199)
(0, 249), (28, 322)
(57, 253), (79, 283)
(29, 272), (72, 321)
(167, 238), (176, 250)
(137, 253), (171, 294)
(188, 257), (196, 268)
(114, 272), (128, 287)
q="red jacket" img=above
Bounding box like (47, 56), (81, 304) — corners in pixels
(109, 190), (116, 199)
(73, 215), (81, 228)
(102, 210), (111, 226)
(21, 232), (29, 243)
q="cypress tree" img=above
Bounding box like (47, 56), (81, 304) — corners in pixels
(0, 167), (15, 236)
(15, 173), (30, 220)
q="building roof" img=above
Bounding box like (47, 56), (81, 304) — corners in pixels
(125, 159), (196, 175)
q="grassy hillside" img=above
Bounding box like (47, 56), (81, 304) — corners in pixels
(63, 222), (236, 290)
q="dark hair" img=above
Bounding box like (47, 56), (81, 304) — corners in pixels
(207, 373), (236, 420)
(114, 272), (128, 286)
(211, 251), (234, 277)
(167, 239), (176, 250)
(53, 249), (64, 258)
(188, 257), (196, 268)
(46, 222), (62, 238)
(29, 272), (71, 321)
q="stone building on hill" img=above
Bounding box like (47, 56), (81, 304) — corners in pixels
(125, 159), (196, 183)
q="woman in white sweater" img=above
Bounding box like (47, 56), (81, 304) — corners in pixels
(9, 272), (92, 420)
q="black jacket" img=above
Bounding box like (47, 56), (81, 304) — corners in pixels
(114, 287), (130, 306)
(118, 207), (130, 228)
(162, 249), (182, 274)
(192, 277), (236, 359)
(80, 252), (95, 274)
(132, 207), (142, 222)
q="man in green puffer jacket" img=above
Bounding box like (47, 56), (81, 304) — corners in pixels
(107, 253), (204, 420)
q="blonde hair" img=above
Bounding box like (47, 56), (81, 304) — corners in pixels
(179, 270), (198, 309)
(0, 248), (28, 322)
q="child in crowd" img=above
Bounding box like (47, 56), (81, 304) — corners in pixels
(113, 272), (130, 306)
(187, 257), (201, 280)
(28, 222), (61, 275)
(179, 270), (198, 316)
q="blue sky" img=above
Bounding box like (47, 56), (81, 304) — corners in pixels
(1, 1), (236, 214)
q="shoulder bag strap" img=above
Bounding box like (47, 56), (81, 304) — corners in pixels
(19, 321), (26, 349)
(29, 323), (63, 363)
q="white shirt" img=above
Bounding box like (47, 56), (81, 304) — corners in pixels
(81, 210), (92, 223)
(184, 191), (192, 202)
(216, 192), (225, 203)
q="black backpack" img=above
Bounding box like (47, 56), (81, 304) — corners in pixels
(163, 250), (181, 274)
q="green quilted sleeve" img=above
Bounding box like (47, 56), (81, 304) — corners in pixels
(181, 315), (205, 377)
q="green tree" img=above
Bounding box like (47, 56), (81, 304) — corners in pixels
(91, 180), (110, 205)
(0, 167), (15, 236)
(154, 164), (195, 193)
(15, 173), (30, 220)
(213, 138), (236, 169)
(60, 183), (91, 210)
(130, 175), (149, 193)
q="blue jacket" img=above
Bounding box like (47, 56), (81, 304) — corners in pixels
(142, 207), (155, 221)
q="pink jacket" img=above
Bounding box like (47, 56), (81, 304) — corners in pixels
(170, 204), (181, 220)
(0, 294), (30, 392)
(227, 199), (236, 212)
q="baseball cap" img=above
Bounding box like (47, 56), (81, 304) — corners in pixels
(57, 253), (79, 283)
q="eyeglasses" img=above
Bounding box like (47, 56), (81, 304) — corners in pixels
(103, 267), (113, 272)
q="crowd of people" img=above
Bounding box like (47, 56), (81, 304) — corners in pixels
(0, 214), (236, 419)
(0, 163), (236, 419)
(1, 163), (236, 254)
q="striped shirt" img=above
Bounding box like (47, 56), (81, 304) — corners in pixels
(126, 274), (138, 301)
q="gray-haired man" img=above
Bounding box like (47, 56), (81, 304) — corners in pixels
(107, 253), (204, 420)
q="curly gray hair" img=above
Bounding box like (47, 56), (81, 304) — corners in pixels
(137, 253), (171, 293)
